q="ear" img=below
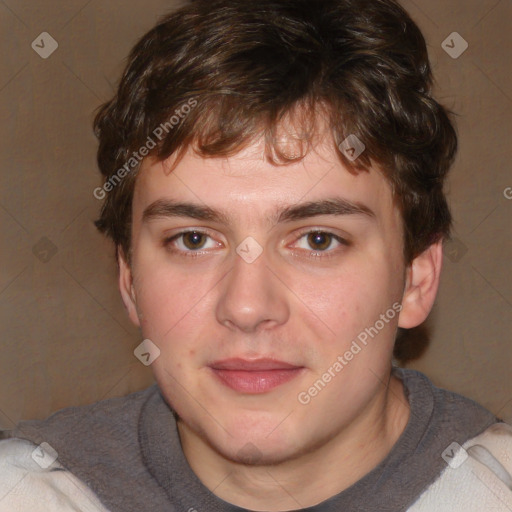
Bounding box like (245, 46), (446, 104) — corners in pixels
(398, 240), (443, 329)
(118, 247), (141, 327)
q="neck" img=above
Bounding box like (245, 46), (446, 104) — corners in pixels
(178, 374), (410, 511)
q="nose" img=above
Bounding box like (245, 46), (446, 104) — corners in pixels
(215, 248), (290, 333)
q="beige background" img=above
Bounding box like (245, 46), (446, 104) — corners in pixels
(0, 0), (510, 430)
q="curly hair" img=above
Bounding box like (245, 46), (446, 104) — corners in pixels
(93, 0), (457, 265)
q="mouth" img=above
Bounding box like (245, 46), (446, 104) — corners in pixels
(208, 358), (305, 394)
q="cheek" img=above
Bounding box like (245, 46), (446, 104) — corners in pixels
(134, 267), (212, 394)
(294, 267), (375, 327)
(293, 260), (400, 351)
(133, 264), (214, 342)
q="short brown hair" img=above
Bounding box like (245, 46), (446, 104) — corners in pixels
(94, 0), (457, 265)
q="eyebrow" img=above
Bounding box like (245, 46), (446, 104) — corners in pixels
(142, 197), (375, 225)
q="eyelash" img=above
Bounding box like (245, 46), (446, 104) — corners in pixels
(163, 229), (220, 258)
(293, 229), (350, 259)
(162, 229), (350, 259)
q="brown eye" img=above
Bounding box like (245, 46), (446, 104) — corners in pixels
(307, 232), (334, 251)
(182, 231), (207, 250)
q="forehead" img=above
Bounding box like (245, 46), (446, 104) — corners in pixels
(133, 137), (399, 230)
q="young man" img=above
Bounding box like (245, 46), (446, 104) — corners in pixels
(1, 0), (511, 510)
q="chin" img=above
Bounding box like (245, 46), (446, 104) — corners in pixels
(204, 413), (310, 466)
(219, 436), (302, 466)
(173, 389), (322, 465)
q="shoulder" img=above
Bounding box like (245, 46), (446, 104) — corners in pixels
(409, 422), (512, 511)
(10, 385), (161, 462)
(0, 438), (109, 512)
(1, 385), (169, 512)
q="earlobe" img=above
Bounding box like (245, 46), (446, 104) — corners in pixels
(398, 241), (443, 329)
(118, 248), (141, 327)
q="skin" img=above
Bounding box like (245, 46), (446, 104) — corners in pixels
(119, 133), (443, 511)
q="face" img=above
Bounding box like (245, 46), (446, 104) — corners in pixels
(121, 135), (411, 465)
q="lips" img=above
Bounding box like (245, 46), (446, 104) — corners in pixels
(209, 358), (304, 394)
(210, 358), (300, 371)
